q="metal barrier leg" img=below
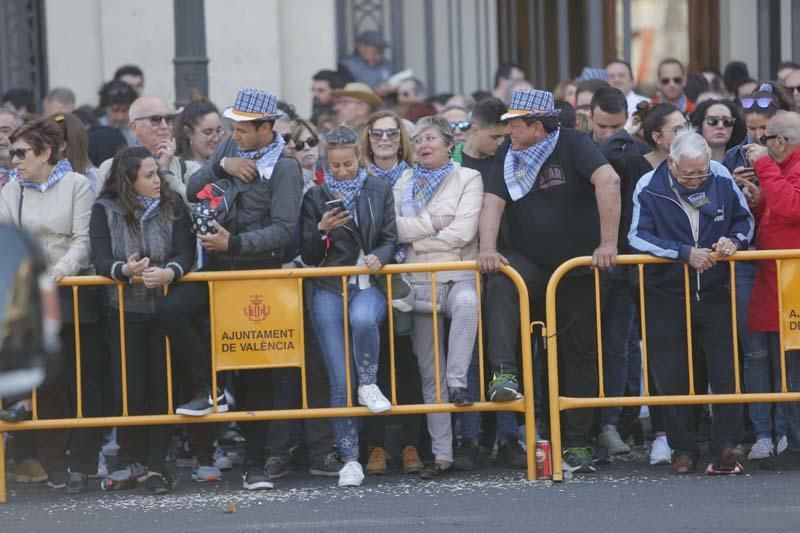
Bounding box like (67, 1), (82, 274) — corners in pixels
(0, 432), (5, 503)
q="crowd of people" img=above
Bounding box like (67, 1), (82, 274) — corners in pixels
(2, 29), (800, 495)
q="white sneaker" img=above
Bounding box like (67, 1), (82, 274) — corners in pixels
(598, 424), (631, 455)
(748, 437), (774, 460)
(776, 435), (789, 455)
(337, 461), (364, 487)
(214, 446), (233, 471)
(649, 435), (672, 465)
(358, 384), (391, 414)
(90, 452), (108, 479)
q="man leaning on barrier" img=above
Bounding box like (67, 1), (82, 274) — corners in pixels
(478, 88), (621, 474)
(185, 88), (304, 491)
(628, 130), (754, 475)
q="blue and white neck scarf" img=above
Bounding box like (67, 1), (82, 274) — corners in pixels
(325, 167), (368, 214)
(401, 161), (454, 217)
(369, 160), (409, 187)
(235, 133), (286, 181)
(503, 129), (559, 201)
(16, 158), (72, 193)
(136, 195), (161, 221)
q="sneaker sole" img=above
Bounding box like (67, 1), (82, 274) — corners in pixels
(267, 470), (290, 480)
(193, 475), (221, 482)
(176, 404), (229, 416)
(242, 480), (274, 490)
(650, 457), (672, 465)
(13, 475), (48, 483)
(309, 469), (341, 477)
(489, 389), (523, 402)
(338, 479), (363, 487)
(361, 403), (391, 414)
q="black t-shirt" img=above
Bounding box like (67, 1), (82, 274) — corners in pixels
(461, 144), (512, 249)
(461, 150), (496, 189)
(485, 128), (608, 270)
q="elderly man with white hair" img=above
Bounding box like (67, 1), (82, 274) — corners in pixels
(629, 130), (754, 475)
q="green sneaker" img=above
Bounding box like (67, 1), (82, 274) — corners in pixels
(563, 447), (597, 474)
(488, 371), (523, 402)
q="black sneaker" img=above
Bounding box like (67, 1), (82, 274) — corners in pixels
(563, 447), (597, 474)
(176, 388), (228, 416)
(760, 450), (800, 471)
(66, 472), (88, 494)
(47, 469), (69, 489)
(453, 439), (479, 471)
(145, 470), (178, 494)
(450, 387), (473, 407)
(309, 451), (342, 477)
(488, 371), (523, 402)
(242, 464), (273, 490)
(266, 454), (290, 480)
(290, 443), (309, 468)
(495, 434), (527, 469)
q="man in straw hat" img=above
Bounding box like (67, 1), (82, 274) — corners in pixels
(332, 82), (383, 130)
(184, 88), (308, 491)
(478, 88), (621, 475)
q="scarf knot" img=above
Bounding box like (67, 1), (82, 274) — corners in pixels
(369, 160), (409, 187)
(324, 167), (368, 213)
(503, 129), (559, 201)
(401, 160), (454, 217)
(16, 158), (72, 192)
(235, 134), (286, 181)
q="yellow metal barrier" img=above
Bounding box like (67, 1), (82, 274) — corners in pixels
(0, 261), (537, 502)
(546, 250), (800, 482)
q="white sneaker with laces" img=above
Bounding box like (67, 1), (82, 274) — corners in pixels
(598, 424), (631, 455)
(748, 437), (774, 460)
(358, 384), (391, 414)
(776, 435), (788, 455)
(91, 452), (108, 479)
(338, 461), (364, 487)
(214, 446), (233, 471)
(649, 435), (672, 465)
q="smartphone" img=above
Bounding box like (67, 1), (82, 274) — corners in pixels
(325, 198), (347, 212)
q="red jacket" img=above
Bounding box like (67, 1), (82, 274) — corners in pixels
(747, 147), (800, 332)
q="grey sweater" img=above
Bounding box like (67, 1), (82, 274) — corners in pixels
(187, 136), (303, 270)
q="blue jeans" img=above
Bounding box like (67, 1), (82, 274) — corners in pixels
(601, 266), (638, 427)
(311, 285), (387, 461)
(746, 332), (800, 448)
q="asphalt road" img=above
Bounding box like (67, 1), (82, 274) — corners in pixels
(3, 446), (800, 533)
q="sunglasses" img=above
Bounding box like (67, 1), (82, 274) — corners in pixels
(281, 133), (320, 150)
(759, 134), (780, 144)
(786, 85), (800, 93)
(9, 147), (33, 160)
(660, 77), (683, 85)
(369, 128), (401, 141)
(740, 97), (775, 109)
(324, 128), (359, 146)
(705, 115), (736, 128)
(449, 120), (471, 132)
(133, 114), (176, 127)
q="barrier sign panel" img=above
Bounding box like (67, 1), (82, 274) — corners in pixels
(780, 258), (800, 349)
(212, 279), (304, 369)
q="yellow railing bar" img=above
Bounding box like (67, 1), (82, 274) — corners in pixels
(475, 271), (486, 403)
(163, 285), (173, 414)
(431, 272), (441, 403)
(72, 286), (83, 418)
(209, 281), (218, 413)
(342, 277), (352, 408)
(777, 259), (788, 392)
(386, 273), (397, 405)
(117, 284), (129, 417)
(31, 388), (37, 421)
(594, 268), (605, 398)
(729, 261), (741, 394)
(298, 278), (308, 410)
(638, 264), (650, 396)
(683, 264), (696, 396)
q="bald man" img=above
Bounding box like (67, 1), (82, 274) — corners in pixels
(97, 96), (200, 204)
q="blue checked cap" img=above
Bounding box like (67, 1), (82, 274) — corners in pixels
(576, 67), (609, 82)
(501, 89), (559, 121)
(223, 88), (283, 122)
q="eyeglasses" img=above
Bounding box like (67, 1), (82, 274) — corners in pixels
(740, 97), (775, 109)
(9, 147), (33, 160)
(705, 115), (736, 128)
(449, 120), (471, 132)
(324, 127), (359, 146)
(660, 77), (683, 85)
(281, 133), (320, 150)
(369, 128), (401, 141)
(673, 167), (712, 181)
(133, 114), (175, 127)
(759, 134), (780, 144)
(786, 85), (800, 93)
(664, 122), (690, 135)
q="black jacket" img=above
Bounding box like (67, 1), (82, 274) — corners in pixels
(187, 136), (303, 271)
(600, 130), (653, 252)
(301, 176), (397, 293)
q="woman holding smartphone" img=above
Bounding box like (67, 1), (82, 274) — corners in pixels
(300, 126), (397, 488)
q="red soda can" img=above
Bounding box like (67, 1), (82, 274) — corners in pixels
(536, 440), (552, 479)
